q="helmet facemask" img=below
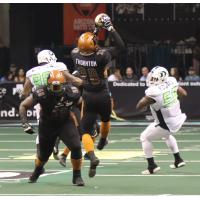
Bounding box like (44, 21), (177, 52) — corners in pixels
(47, 70), (65, 96)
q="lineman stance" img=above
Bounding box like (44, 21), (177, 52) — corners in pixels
(71, 13), (125, 177)
(19, 70), (84, 186)
(22, 49), (82, 159)
(136, 66), (187, 175)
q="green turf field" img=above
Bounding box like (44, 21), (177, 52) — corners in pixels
(0, 126), (200, 195)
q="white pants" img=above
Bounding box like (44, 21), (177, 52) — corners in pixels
(140, 122), (179, 158)
(34, 103), (41, 145)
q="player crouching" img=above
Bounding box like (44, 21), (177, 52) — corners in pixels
(136, 66), (187, 175)
(19, 70), (84, 186)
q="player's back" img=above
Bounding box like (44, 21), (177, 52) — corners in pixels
(26, 62), (67, 90)
(145, 77), (186, 132)
(71, 47), (111, 92)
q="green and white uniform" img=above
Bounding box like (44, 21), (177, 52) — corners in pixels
(145, 76), (186, 133)
(26, 62), (67, 144)
(26, 62), (67, 90)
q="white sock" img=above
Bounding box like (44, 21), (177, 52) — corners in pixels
(165, 135), (179, 153)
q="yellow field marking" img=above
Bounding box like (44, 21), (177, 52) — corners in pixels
(13, 150), (164, 160)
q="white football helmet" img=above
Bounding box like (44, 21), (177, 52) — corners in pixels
(147, 66), (169, 86)
(37, 49), (57, 64)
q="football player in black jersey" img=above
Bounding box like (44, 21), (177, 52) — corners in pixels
(71, 13), (125, 178)
(19, 70), (84, 186)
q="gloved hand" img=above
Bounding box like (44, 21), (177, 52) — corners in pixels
(101, 14), (114, 31)
(22, 123), (35, 134)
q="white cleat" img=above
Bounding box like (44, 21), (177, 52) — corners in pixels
(141, 166), (161, 175)
(170, 161), (186, 169)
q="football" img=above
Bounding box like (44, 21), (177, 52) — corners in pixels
(94, 13), (109, 27)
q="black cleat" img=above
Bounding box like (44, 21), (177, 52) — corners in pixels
(89, 157), (100, 177)
(28, 167), (45, 183)
(72, 176), (85, 186)
(170, 159), (186, 169)
(97, 137), (108, 150)
(59, 154), (67, 167)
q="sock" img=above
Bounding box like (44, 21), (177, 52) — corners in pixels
(173, 152), (182, 161)
(147, 157), (156, 167)
(35, 158), (45, 168)
(87, 151), (97, 161)
(82, 133), (94, 153)
(165, 135), (179, 153)
(71, 159), (82, 171)
(100, 121), (110, 139)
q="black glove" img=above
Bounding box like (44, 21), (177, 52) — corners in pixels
(22, 123), (35, 134)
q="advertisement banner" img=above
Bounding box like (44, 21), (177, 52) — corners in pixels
(0, 82), (200, 121)
(63, 3), (106, 46)
(0, 83), (36, 121)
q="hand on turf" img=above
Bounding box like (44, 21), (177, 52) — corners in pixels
(22, 123), (35, 134)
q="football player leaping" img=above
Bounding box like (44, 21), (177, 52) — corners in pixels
(136, 66), (187, 175)
(71, 13), (125, 178)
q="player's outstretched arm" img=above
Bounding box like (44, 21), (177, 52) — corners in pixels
(19, 96), (35, 134)
(62, 70), (83, 86)
(95, 13), (125, 57)
(21, 77), (33, 100)
(136, 96), (155, 111)
(177, 86), (187, 98)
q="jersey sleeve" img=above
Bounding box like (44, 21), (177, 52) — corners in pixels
(26, 69), (32, 78)
(56, 62), (68, 71)
(96, 49), (112, 67)
(145, 86), (160, 100)
(167, 76), (179, 86)
(65, 84), (80, 104)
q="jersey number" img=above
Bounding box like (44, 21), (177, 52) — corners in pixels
(78, 66), (100, 85)
(32, 71), (50, 87)
(163, 86), (178, 106)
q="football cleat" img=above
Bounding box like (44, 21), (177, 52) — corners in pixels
(170, 160), (186, 169)
(28, 167), (45, 183)
(97, 137), (108, 150)
(72, 176), (85, 186)
(59, 154), (67, 167)
(89, 157), (100, 178)
(141, 166), (160, 175)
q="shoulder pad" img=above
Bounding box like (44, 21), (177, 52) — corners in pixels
(145, 86), (160, 98)
(166, 76), (178, 85)
(26, 66), (39, 78)
(96, 48), (107, 56)
(54, 62), (68, 71)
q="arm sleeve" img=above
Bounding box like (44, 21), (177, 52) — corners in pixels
(107, 30), (125, 59)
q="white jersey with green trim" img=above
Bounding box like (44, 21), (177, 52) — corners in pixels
(145, 76), (186, 133)
(26, 62), (67, 90)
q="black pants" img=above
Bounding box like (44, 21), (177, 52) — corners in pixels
(38, 118), (82, 162)
(81, 89), (111, 134)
